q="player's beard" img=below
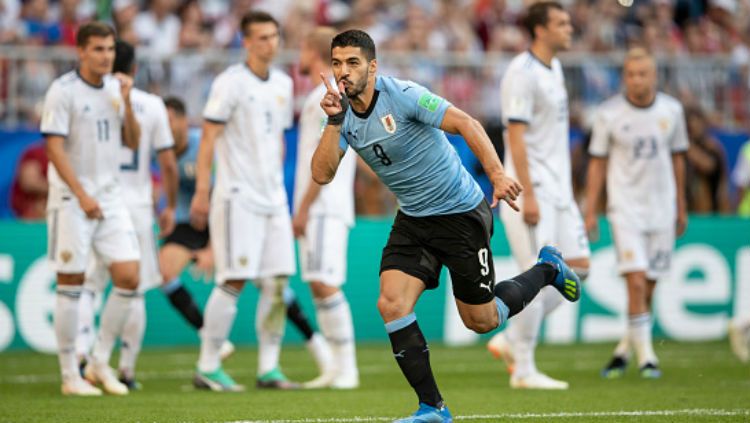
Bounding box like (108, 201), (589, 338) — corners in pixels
(343, 77), (367, 99)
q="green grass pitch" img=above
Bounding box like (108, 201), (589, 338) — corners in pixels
(0, 341), (748, 422)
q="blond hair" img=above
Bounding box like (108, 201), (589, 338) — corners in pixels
(623, 47), (656, 69)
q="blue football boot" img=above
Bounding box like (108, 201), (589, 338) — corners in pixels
(393, 403), (453, 423)
(639, 363), (662, 379)
(537, 246), (581, 302)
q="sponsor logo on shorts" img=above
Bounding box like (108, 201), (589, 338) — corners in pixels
(479, 280), (493, 293)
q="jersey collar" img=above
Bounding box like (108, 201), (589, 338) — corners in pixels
(623, 93), (657, 109)
(75, 69), (104, 89)
(351, 77), (381, 119)
(244, 62), (270, 82)
(527, 50), (553, 70)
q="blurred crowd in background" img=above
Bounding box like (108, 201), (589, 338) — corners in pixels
(2, 0), (749, 57)
(2, 0), (750, 218)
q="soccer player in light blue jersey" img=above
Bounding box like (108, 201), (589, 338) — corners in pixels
(158, 98), (216, 335)
(311, 29), (583, 422)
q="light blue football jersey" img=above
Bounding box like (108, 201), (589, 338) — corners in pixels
(339, 76), (483, 217)
(175, 128), (202, 223)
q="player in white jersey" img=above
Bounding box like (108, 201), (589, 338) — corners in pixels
(76, 40), (179, 390)
(293, 27), (360, 389)
(41, 22), (141, 396)
(586, 48), (688, 379)
(190, 11), (297, 391)
(487, 1), (590, 390)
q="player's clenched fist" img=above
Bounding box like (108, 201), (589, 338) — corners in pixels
(490, 173), (523, 211)
(113, 72), (134, 101)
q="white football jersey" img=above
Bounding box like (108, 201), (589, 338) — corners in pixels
(500, 51), (572, 207)
(41, 71), (125, 209)
(119, 88), (174, 207)
(589, 93), (689, 230)
(203, 64), (293, 212)
(293, 82), (357, 226)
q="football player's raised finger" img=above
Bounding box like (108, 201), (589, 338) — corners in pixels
(321, 73), (335, 93)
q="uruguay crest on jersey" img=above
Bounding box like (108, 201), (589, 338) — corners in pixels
(381, 113), (397, 134)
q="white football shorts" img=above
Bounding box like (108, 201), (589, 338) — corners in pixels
(47, 191), (140, 274)
(82, 205), (161, 293)
(299, 216), (350, 287)
(210, 194), (296, 284)
(501, 196), (591, 270)
(610, 220), (674, 280)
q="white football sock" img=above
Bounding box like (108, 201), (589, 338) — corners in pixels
(198, 285), (239, 373)
(315, 291), (358, 377)
(306, 333), (334, 374)
(76, 288), (96, 359)
(118, 294), (145, 377)
(733, 314), (750, 332)
(628, 313), (657, 366)
(56, 285), (82, 382)
(613, 333), (631, 358)
(91, 287), (136, 366)
(506, 288), (549, 378)
(256, 277), (287, 377)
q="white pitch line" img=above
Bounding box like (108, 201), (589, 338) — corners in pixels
(225, 408), (750, 423)
(0, 356), (725, 385)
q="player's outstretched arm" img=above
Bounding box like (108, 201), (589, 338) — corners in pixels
(190, 121), (223, 230)
(585, 157), (607, 240)
(312, 74), (346, 185)
(45, 135), (102, 219)
(672, 152), (688, 237)
(440, 106), (521, 210)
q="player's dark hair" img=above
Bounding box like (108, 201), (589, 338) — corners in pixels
(113, 39), (135, 75)
(76, 21), (115, 47)
(331, 29), (376, 61)
(164, 96), (186, 116)
(522, 1), (564, 40)
(240, 10), (279, 37)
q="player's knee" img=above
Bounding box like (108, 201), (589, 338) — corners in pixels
(627, 280), (647, 298)
(57, 273), (84, 285)
(310, 281), (339, 299)
(377, 295), (409, 322)
(464, 317), (497, 334)
(225, 279), (247, 293)
(115, 273), (139, 290)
